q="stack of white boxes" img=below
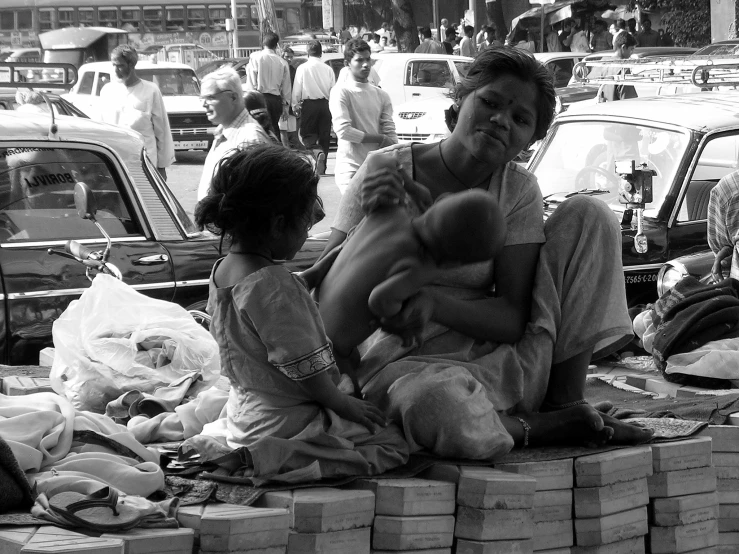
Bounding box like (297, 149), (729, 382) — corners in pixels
(454, 467), (537, 554)
(350, 477), (455, 553)
(287, 488), (375, 554)
(571, 447), (652, 553)
(703, 425), (739, 553)
(497, 459), (574, 554)
(647, 437), (719, 553)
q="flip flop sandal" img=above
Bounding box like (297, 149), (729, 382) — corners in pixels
(47, 487), (145, 532)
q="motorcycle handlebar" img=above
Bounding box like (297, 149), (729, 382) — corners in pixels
(65, 240), (96, 261)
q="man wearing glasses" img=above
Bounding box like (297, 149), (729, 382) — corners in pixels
(196, 67), (271, 201)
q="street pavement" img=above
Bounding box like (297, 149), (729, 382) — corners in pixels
(169, 149), (343, 236)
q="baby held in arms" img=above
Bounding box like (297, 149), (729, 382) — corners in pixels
(318, 151), (507, 394)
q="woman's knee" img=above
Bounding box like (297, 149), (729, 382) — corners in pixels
(545, 195), (620, 244)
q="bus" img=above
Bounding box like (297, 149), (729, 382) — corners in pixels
(0, 0), (303, 52)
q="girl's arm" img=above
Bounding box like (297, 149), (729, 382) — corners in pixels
(300, 370), (387, 434)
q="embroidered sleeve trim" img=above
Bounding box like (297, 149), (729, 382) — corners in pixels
(275, 343), (335, 381)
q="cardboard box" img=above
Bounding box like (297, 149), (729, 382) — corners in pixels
(574, 478), (649, 518)
(648, 518), (719, 554)
(457, 468), (537, 510)
(496, 459), (573, 491)
(650, 437), (712, 472)
(455, 506), (534, 541)
(648, 466), (717, 498)
(573, 506), (648, 546)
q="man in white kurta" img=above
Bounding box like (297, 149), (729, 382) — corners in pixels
(329, 39), (397, 194)
(99, 45), (175, 180)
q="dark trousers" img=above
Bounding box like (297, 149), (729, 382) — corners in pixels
(262, 93), (283, 139)
(299, 98), (331, 157)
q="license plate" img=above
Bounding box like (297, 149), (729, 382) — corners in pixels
(174, 140), (209, 150)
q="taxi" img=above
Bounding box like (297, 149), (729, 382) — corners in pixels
(0, 110), (325, 365)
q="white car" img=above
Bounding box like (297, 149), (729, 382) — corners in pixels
(64, 61), (214, 151)
(392, 52), (584, 144)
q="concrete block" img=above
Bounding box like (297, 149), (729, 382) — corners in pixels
(570, 536), (645, 553)
(719, 503), (739, 520)
(457, 468), (536, 510)
(455, 506), (534, 541)
(715, 465), (739, 480)
(713, 453), (739, 467)
(649, 518), (719, 553)
(351, 478), (455, 516)
(454, 538), (534, 554)
(3, 526), (124, 554)
(372, 514), (454, 551)
(201, 528), (289, 552)
(533, 488), (573, 522)
(292, 488), (374, 533)
(417, 464), (461, 484)
(718, 491), (739, 504)
(717, 478), (739, 492)
(100, 528), (194, 554)
(197, 504), (290, 537)
(650, 491), (720, 527)
(651, 437), (712, 472)
(2, 376), (54, 396)
(573, 506), (648, 546)
(532, 519), (573, 550)
(574, 478), (649, 518)
(252, 491), (294, 511)
(701, 426), (739, 453)
(719, 518), (739, 533)
(38, 347), (54, 367)
(534, 549), (572, 554)
(287, 527), (370, 554)
(719, 531), (739, 545)
(371, 549), (449, 554)
(574, 447), (652, 488)
(176, 504), (204, 537)
(496, 459), (573, 491)
(648, 466), (717, 498)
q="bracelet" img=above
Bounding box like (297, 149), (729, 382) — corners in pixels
(514, 416), (531, 448)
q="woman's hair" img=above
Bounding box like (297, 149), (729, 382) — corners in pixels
(194, 144), (319, 245)
(244, 90), (277, 138)
(201, 66), (242, 96)
(452, 46), (556, 142)
(343, 38), (370, 64)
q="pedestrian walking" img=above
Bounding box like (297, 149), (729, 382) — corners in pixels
(197, 67), (271, 200)
(415, 26), (445, 54)
(292, 40), (336, 175)
(459, 26), (476, 57)
(279, 47), (306, 151)
(99, 44), (174, 180)
(245, 32), (291, 139)
(329, 38), (397, 194)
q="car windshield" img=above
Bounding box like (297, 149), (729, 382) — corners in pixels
(454, 61), (471, 78)
(692, 43), (739, 57)
(138, 68), (200, 95)
(530, 120), (691, 218)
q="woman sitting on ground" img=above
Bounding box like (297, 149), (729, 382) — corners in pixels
(318, 46), (653, 459)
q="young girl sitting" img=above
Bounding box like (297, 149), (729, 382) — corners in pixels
(194, 144), (409, 482)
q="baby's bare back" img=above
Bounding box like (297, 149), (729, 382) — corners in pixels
(319, 207), (421, 355)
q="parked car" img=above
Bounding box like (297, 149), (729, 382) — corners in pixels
(689, 39), (739, 57)
(560, 46), (697, 111)
(0, 87), (88, 117)
(0, 109), (325, 365)
(64, 61), (215, 152)
(195, 57), (250, 80)
(392, 52), (586, 143)
(527, 90), (739, 308)
(284, 33), (341, 54)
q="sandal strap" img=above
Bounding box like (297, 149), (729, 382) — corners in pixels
(66, 487), (119, 517)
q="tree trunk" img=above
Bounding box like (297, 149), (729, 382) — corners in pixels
(391, 0), (419, 52)
(486, 1), (508, 42)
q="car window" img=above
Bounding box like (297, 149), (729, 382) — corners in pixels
(676, 133), (739, 222)
(454, 61), (472, 79)
(547, 59), (576, 88)
(406, 61), (452, 87)
(96, 73), (111, 95)
(77, 72), (94, 95)
(326, 59), (344, 80)
(139, 68), (200, 95)
(0, 147), (140, 242)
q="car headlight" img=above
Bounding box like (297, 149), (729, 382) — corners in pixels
(656, 260), (689, 297)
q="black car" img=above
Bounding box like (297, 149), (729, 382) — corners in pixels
(0, 109), (325, 365)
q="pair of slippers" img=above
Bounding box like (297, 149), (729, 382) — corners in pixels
(35, 487), (156, 532)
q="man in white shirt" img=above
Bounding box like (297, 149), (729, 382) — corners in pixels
(245, 32), (291, 139)
(459, 25), (476, 57)
(196, 67), (271, 200)
(329, 39), (397, 194)
(415, 26), (445, 54)
(292, 40), (336, 175)
(100, 45), (175, 180)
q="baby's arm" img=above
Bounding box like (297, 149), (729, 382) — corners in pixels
(368, 257), (435, 319)
(300, 370), (387, 433)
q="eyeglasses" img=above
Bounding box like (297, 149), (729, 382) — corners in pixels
(199, 90), (232, 103)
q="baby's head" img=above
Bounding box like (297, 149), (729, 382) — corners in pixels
(415, 189), (506, 264)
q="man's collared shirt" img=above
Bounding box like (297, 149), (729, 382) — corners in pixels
(197, 109), (269, 200)
(292, 56), (336, 110)
(246, 48), (291, 104)
(415, 38), (446, 54)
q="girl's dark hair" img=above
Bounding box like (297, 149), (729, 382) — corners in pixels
(194, 144), (319, 245)
(452, 46), (556, 142)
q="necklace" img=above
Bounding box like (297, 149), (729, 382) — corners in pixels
(437, 141), (491, 190)
(230, 251), (274, 264)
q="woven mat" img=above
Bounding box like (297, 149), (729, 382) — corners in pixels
(0, 512), (50, 527)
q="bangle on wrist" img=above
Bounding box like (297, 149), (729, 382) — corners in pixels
(514, 416), (531, 448)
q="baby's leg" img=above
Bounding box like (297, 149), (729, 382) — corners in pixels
(335, 347), (362, 398)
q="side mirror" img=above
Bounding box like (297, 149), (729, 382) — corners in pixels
(74, 181), (97, 221)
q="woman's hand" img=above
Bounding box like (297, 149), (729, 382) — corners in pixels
(336, 395), (388, 434)
(360, 165), (432, 215)
(378, 290), (435, 347)
(712, 245), (732, 283)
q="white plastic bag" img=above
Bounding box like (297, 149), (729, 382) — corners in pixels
(50, 274), (220, 413)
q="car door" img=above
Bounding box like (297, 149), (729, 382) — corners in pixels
(0, 141), (175, 365)
(403, 59), (455, 103)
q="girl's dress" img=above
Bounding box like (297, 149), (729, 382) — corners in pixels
(205, 262), (408, 483)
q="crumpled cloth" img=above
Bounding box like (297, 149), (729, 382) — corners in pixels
(0, 392), (163, 498)
(105, 372), (202, 422)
